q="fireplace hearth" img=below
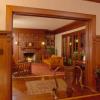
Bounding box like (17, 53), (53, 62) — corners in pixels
(24, 52), (34, 62)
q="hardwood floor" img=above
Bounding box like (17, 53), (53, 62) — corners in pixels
(12, 76), (66, 100)
(12, 75), (98, 100)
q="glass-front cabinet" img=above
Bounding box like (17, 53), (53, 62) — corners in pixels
(62, 29), (86, 66)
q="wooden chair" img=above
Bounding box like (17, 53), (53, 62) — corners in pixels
(13, 62), (32, 76)
(52, 65), (83, 97)
(73, 66), (83, 87)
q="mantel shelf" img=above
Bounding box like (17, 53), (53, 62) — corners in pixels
(21, 47), (41, 50)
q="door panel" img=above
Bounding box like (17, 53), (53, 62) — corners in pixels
(0, 32), (11, 100)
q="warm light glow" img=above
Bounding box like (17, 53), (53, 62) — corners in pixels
(83, 55), (86, 62)
(75, 39), (78, 43)
(14, 41), (18, 45)
(28, 42), (32, 46)
(41, 41), (45, 45)
(69, 42), (72, 46)
(27, 57), (32, 62)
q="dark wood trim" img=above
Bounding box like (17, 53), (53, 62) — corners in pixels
(0, 31), (11, 34)
(53, 21), (86, 34)
(85, 0), (100, 3)
(13, 28), (51, 32)
(6, 5), (96, 99)
(65, 93), (100, 100)
(62, 29), (85, 37)
(0, 31), (12, 38)
(96, 35), (100, 41)
(95, 35), (100, 69)
(6, 5), (95, 31)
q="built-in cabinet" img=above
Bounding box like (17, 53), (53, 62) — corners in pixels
(45, 33), (55, 55)
(0, 31), (12, 100)
(62, 29), (86, 66)
(45, 33), (55, 48)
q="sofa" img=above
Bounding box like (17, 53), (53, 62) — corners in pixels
(42, 55), (64, 69)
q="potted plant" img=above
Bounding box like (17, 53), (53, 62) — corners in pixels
(73, 51), (78, 60)
(47, 47), (55, 55)
(67, 57), (72, 66)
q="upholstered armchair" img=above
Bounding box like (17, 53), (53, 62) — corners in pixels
(43, 55), (64, 69)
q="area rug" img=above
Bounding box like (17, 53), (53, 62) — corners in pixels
(26, 78), (67, 95)
(31, 63), (64, 76)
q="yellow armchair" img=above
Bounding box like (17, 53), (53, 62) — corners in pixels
(43, 55), (64, 69)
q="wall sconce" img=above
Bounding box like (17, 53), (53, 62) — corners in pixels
(69, 42), (72, 46)
(75, 39), (78, 43)
(28, 42), (32, 47)
(14, 41), (18, 45)
(41, 41), (45, 46)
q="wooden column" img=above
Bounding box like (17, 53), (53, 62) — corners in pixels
(0, 31), (12, 100)
(95, 36), (100, 67)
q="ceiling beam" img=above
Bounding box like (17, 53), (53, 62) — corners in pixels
(52, 21), (86, 34)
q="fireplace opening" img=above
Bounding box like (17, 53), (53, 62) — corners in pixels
(23, 52), (34, 62)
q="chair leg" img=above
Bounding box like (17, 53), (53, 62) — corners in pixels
(52, 88), (58, 100)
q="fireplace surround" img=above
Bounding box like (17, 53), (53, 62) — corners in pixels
(23, 52), (34, 62)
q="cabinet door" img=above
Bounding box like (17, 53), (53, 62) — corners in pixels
(0, 34), (11, 100)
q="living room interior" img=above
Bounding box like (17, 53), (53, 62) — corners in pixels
(12, 14), (87, 74)
(12, 15), (72, 76)
(12, 14), (98, 100)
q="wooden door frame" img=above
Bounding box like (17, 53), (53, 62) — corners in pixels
(6, 5), (96, 90)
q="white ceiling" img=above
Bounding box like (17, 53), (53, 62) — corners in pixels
(13, 15), (75, 30)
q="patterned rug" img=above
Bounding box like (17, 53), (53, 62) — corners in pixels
(26, 78), (67, 95)
(31, 63), (64, 76)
